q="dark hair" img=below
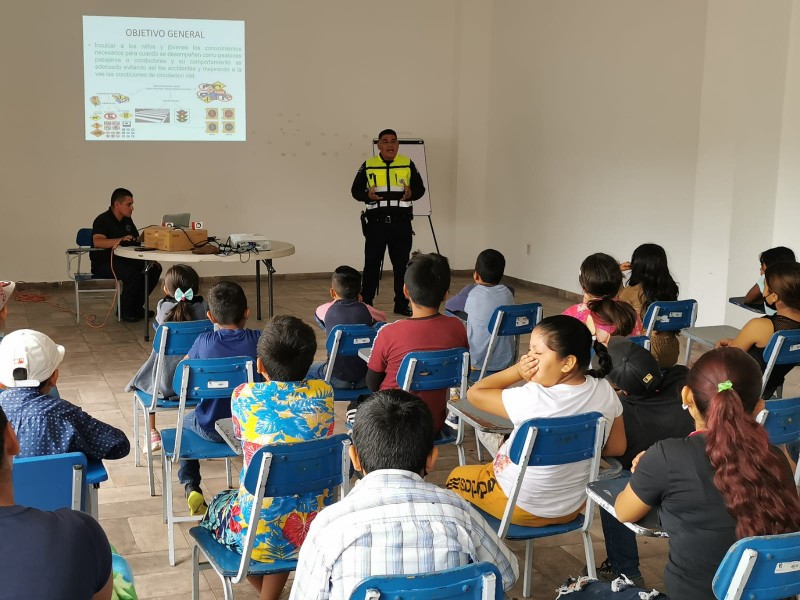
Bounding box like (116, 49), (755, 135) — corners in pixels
(765, 261), (800, 311)
(404, 253), (451, 309)
(579, 253), (638, 336)
(207, 281), (248, 325)
(331, 266), (361, 300)
(257, 315), (316, 381)
(352, 389), (434, 474)
(760, 246), (796, 267)
(110, 188), (133, 205)
(378, 128), (398, 139)
(688, 347), (800, 538)
(536, 315), (612, 378)
(627, 243), (679, 311)
(475, 249), (505, 285)
(163, 264), (201, 322)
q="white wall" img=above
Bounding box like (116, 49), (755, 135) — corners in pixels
(483, 0), (707, 299)
(5, 0), (800, 330)
(1, 1), (463, 282)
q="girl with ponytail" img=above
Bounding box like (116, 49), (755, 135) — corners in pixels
(446, 315), (626, 527)
(126, 264), (209, 453)
(563, 253), (643, 345)
(615, 347), (800, 600)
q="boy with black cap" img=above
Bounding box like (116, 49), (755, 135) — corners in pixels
(595, 337), (693, 586)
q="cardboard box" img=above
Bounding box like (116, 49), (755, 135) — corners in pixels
(144, 226), (208, 252)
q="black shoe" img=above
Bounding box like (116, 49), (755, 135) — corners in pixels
(121, 314), (143, 323)
(393, 306), (412, 317)
(583, 560), (645, 588)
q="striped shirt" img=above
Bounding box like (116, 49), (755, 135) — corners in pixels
(289, 469), (518, 600)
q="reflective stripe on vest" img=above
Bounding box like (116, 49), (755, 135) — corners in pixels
(364, 155), (413, 209)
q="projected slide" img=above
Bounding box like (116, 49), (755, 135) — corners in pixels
(83, 16), (245, 141)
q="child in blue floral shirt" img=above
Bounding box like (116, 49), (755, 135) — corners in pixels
(200, 315), (333, 600)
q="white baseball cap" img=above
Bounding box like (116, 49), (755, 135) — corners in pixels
(0, 281), (15, 311)
(0, 329), (65, 387)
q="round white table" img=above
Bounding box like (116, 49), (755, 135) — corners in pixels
(115, 241), (295, 340)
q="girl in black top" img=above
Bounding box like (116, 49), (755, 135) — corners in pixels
(717, 261), (800, 398)
(614, 347), (800, 600)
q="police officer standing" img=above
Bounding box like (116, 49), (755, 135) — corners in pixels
(351, 129), (425, 316)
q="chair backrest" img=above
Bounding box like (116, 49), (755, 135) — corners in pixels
(237, 434), (352, 583)
(642, 299), (698, 337)
(712, 531), (800, 600)
(171, 357), (255, 459)
(324, 322), (385, 382)
(13, 452), (87, 511)
(761, 330), (800, 397)
(348, 561), (503, 600)
(76, 228), (94, 247)
(480, 303), (543, 379)
(756, 397), (800, 488)
(498, 412), (606, 537)
(398, 348), (470, 403)
(148, 320), (215, 406)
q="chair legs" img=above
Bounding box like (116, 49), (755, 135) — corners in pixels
(192, 537), (235, 600)
(582, 529), (597, 579)
(164, 455), (207, 566)
(133, 398), (158, 496)
(523, 539), (533, 598)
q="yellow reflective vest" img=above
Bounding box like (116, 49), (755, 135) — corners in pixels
(365, 155), (413, 207)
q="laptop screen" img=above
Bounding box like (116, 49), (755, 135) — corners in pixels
(160, 213), (191, 228)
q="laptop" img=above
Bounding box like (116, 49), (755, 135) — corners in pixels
(160, 213), (191, 228)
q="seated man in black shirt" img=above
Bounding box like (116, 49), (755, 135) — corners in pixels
(595, 337), (694, 587)
(91, 188), (162, 322)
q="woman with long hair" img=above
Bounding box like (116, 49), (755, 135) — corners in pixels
(613, 347), (800, 599)
(717, 261), (800, 399)
(619, 243), (680, 367)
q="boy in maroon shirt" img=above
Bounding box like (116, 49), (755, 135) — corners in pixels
(365, 253), (468, 433)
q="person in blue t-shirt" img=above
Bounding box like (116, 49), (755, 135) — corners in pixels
(178, 281), (261, 516)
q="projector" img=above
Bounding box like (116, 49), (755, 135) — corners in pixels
(229, 233), (271, 251)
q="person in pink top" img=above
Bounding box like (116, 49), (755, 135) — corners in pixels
(364, 253), (468, 433)
(563, 253), (643, 345)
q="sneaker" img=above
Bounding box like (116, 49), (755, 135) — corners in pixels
(346, 407), (358, 426)
(445, 411), (460, 429)
(149, 429), (162, 453)
(583, 560), (645, 589)
(187, 490), (207, 516)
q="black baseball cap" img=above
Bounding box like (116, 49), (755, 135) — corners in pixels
(606, 337), (662, 395)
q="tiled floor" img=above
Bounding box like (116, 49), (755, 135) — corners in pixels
(8, 275), (797, 599)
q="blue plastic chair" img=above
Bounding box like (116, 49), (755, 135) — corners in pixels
(397, 348), (470, 463)
(13, 452), (87, 511)
(133, 319), (215, 496)
(474, 412), (606, 598)
(478, 302), (543, 380)
(632, 299), (697, 363)
(756, 397), (800, 489)
(348, 561), (504, 599)
(161, 356), (254, 566)
(65, 228), (121, 324)
(761, 329), (800, 399)
(324, 322), (385, 402)
(712, 531), (800, 599)
(189, 434), (352, 600)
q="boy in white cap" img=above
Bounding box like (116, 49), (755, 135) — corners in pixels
(0, 329), (129, 461)
(0, 281), (15, 342)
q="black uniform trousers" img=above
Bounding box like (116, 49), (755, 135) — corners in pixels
(362, 215), (412, 310)
(92, 256), (162, 318)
